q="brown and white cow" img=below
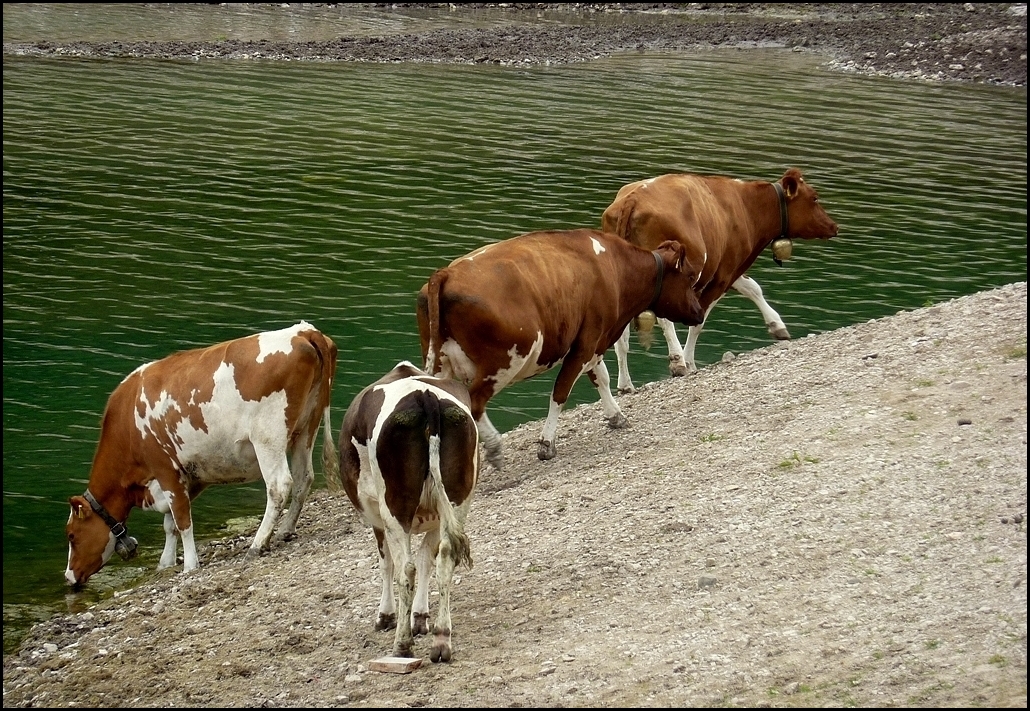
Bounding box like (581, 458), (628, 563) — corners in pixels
(601, 168), (839, 392)
(335, 360), (478, 662)
(65, 321), (338, 587)
(416, 228), (705, 470)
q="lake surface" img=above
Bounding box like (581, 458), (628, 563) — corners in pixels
(3, 8), (1027, 654)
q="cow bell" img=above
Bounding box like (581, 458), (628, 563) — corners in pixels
(635, 310), (657, 351)
(771, 238), (793, 266)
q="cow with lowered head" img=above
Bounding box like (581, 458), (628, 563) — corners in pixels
(334, 360), (479, 662)
(416, 228), (705, 470)
(66, 321), (338, 587)
(602, 167), (839, 392)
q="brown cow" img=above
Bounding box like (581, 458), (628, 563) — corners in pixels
(65, 321), (338, 587)
(416, 228), (705, 470)
(335, 360), (478, 662)
(601, 168), (839, 392)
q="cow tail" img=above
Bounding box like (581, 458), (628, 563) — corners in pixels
(425, 270), (449, 376)
(310, 331), (342, 492)
(421, 390), (473, 570)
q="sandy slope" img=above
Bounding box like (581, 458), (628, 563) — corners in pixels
(4, 282), (1025, 708)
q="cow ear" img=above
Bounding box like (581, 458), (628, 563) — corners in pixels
(69, 495), (90, 519)
(782, 174), (800, 199)
(658, 240), (684, 270)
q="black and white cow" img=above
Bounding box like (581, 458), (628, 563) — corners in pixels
(334, 361), (479, 662)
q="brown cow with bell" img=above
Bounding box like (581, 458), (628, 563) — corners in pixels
(601, 168), (840, 392)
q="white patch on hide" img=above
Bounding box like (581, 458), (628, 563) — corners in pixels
(487, 332), (548, 389)
(256, 321), (311, 363)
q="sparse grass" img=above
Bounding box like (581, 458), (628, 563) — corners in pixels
(778, 451), (820, 468)
(989, 654), (1008, 667)
(902, 410), (918, 421)
(916, 378), (934, 387)
(699, 432), (723, 443)
(924, 639), (941, 650)
(1004, 343), (1027, 360)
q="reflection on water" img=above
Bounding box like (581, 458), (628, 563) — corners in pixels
(3, 33), (1026, 654)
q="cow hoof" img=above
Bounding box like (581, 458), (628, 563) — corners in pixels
(243, 547), (263, 564)
(486, 452), (504, 472)
(412, 612), (430, 637)
(375, 613), (397, 631)
(770, 324), (791, 340)
(537, 440), (557, 460)
(669, 360), (689, 378)
(430, 636), (453, 663)
(607, 412), (629, 429)
(393, 641), (414, 658)
(617, 385), (636, 395)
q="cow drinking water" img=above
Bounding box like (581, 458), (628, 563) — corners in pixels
(416, 228), (705, 470)
(601, 167), (839, 392)
(65, 321), (338, 587)
(334, 361), (479, 662)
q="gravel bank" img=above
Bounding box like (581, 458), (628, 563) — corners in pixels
(3, 3), (1027, 86)
(4, 282), (1026, 707)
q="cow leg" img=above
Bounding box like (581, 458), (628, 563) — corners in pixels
(538, 353), (597, 460)
(147, 483), (180, 570)
(381, 524), (416, 658)
(682, 296), (721, 374)
(373, 528), (397, 631)
(614, 324), (636, 394)
(412, 529), (439, 637)
(153, 479), (200, 573)
(733, 274), (790, 340)
(274, 440), (315, 543)
(430, 531), (456, 663)
(587, 357), (628, 430)
(247, 444), (292, 561)
(159, 512), (179, 570)
(476, 412), (504, 472)
(657, 317), (690, 377)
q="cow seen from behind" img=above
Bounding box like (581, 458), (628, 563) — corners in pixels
(65, 321), (338, 587)
(601, 167), (839, 392)
(416, 228), (705, 470)
(335, 361), (479, 662)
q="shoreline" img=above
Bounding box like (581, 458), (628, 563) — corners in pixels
(3, 3), (1027, 87)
